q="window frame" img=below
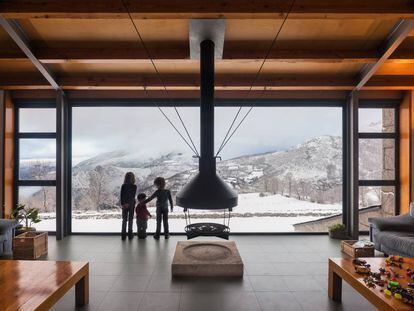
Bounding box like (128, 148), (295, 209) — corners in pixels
(357, 100), (400, 215)
(13, 98), (400, 234)
(14, 102), (57, 232)
(70, 99), (346, 233)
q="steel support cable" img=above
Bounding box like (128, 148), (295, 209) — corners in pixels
(142, 86), (199, 155)
(121, 0), (199, 156)
(217, 88), (266, 155)
(215, 0), (296, 156)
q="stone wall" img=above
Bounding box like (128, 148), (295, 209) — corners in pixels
(382, 108), (396, 216)
(293, 206), (381, 232)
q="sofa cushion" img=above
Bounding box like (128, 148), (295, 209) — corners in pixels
(0, 219), (18, 234)
(369, 214), (414, 232)
(376, 231), (414, 257)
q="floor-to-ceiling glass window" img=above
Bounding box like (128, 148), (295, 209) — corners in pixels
(16, 106), (57, 231)
(71, 103), (344, 233)
(71, 106), (200, 232)
(358, 103), (398, 231)
(215, 106), (343, 232)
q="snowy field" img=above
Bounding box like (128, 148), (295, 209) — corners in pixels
(34, 193), (341, 232)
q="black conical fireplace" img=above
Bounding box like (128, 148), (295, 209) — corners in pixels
(176, 39), (238, 238)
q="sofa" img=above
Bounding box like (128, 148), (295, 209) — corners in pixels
(369, 213), (414, 257)
(0, 219), (18, 255)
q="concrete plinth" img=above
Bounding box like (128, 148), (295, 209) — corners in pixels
(172, 241), (244, 277)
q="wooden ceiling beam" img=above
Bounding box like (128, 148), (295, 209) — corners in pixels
(2, 47), (414, 64)
(1, 74), (414, 91)
(0, 17), (60, 90)
(355, 19), (414, 91)
(1, 0), (413, 19)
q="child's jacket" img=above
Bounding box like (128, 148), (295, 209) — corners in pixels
(135, 202), (151, 220)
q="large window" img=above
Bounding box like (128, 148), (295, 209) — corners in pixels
(71, 105), (343, 233)
(358, 104), (398, 231)
(216, 106), (343, 232)
(71, 106), (200, 232)
(16, 106), (57, 231)
(15, 100), (399, 234)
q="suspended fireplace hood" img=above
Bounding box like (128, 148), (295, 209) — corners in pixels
(176, 38), (238, 211)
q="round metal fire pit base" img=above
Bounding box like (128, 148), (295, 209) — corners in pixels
(185, 222), (230, 240)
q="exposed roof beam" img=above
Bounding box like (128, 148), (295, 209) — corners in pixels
(1, 0), (414, 19)
(1, 74), (413, 91)
(0, 16), (60, 90)
(355, 19), (414, 91)
(3, 47), (414, 64)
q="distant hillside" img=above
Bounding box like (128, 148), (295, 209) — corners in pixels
(22, 135), (381, 212)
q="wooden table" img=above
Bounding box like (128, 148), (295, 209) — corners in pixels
(0, 260), (89, 311)
(329, 257), (414, 311)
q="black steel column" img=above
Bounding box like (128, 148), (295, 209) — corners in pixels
(199, 39), (215, 175)
(345, 91), (359, 239)
(56, 91), (70, 239)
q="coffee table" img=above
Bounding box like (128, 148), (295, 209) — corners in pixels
(0, 260), (89, 311)
(329, 257), (414, 311)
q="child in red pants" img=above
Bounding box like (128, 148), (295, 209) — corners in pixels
(135, 193), (151, 239)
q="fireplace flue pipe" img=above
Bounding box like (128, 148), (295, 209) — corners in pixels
(176, 38), (237, 211)
(199, 39), (215, 175)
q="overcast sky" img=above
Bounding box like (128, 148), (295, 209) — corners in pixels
(19, 106), (383, 162)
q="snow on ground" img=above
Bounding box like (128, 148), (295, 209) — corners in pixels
(234, 193), (340, 213)
(35, 216), (322, 233)
(34, 193), (340, 232)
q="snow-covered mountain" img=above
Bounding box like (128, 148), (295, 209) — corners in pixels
(23, 134), (382, 212)
(69, 135), (346, 210)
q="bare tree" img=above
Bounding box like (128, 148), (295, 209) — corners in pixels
(88, 165), (106, 211)
(29, 161), (51, 212)
(285, 173), (293, 197)
(326, 164), (337, 179)
(264, 176), (280, 195)
(294, 180), (313, 201)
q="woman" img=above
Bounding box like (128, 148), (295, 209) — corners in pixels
(120, 172), (137, 240)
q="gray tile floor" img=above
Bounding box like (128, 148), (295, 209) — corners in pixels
(42, 235), (377, 311)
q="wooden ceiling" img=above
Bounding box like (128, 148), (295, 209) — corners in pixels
(0, 0), (414, 94)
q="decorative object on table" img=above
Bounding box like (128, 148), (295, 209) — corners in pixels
(353, 258), (371, 274)
(341, 240), (375, 258)
(13, 231), (48, 260)
(350, 256), (414, 306)
(328, 223), (348, 239)
(12, 204), (41, 235)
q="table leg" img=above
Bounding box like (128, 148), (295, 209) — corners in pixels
(75, 273), (89, 307)
(328, 268), (342, 302)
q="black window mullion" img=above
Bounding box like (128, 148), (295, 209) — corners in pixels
(358, 180), (397, 187)
(358, 133), (396, 139)
(18, 132), (57, 139)
(18, 180), (57, 187)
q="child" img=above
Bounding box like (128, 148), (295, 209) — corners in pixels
(120, 172), (137, 240)
(144, 177), (173, 239)
(135, 193), (151, 239)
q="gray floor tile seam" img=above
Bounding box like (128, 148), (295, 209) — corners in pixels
(178, 291), (267, 311)
(290, 293), (310, 311)
(247, 281), (266, 311)
(94, 290), (110, 311)
(257, 292), (309, 311)
(134, 292), (145, 311)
